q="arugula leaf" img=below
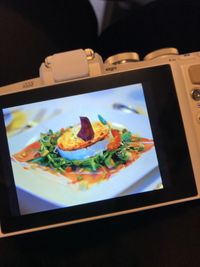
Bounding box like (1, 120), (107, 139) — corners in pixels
(29, 125), (144, 174)
(104, 153), (115, 168)
(121, 131), (132, 142)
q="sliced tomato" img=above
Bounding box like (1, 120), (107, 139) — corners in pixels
(65, 166), (72, 172)
(107, 129), (121, 151)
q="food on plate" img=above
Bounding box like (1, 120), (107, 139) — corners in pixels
(57, 117), (110, 160)
(12, 115), (154, 188)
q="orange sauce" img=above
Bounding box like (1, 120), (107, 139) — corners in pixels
(64, 142), (153, 186)
(13, 141), (40, 162)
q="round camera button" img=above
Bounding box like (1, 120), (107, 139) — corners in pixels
(191, 89), (200, 101)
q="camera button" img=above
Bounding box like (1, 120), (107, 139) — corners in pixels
(191, 89), (200, 101)
(189, 65), (200, 84)
(105, 52), (140, 65)
(144, 48), (178, 60)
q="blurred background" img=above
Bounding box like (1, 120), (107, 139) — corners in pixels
(1, 0), (200, 86)
(89, 0), (155, 33)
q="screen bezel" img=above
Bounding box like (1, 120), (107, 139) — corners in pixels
(0, 65), (197, 233)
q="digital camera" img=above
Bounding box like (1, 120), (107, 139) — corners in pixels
(0, 47), (200, 237)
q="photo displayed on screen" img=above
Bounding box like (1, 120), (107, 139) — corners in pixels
(3, 83), (163, 215)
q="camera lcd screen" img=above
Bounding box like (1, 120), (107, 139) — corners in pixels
(5, 83), (163, 214)
(0, 65), (197, 234)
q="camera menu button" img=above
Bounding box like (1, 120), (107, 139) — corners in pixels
(189, 65), (200, 84)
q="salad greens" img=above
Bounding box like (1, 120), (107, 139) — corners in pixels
(29, 127), (145, 173)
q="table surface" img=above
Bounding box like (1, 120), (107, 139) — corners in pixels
(1, 199), (200, 267)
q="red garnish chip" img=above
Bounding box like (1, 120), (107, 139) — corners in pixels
(77, 117), (95, 141)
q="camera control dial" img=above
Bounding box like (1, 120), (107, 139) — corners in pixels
(144, 48), (179, 60)
(105, 52), (140, 65)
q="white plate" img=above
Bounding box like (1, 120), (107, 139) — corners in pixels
(3, 109), (13, 127)
(7, 109), (162, 211)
